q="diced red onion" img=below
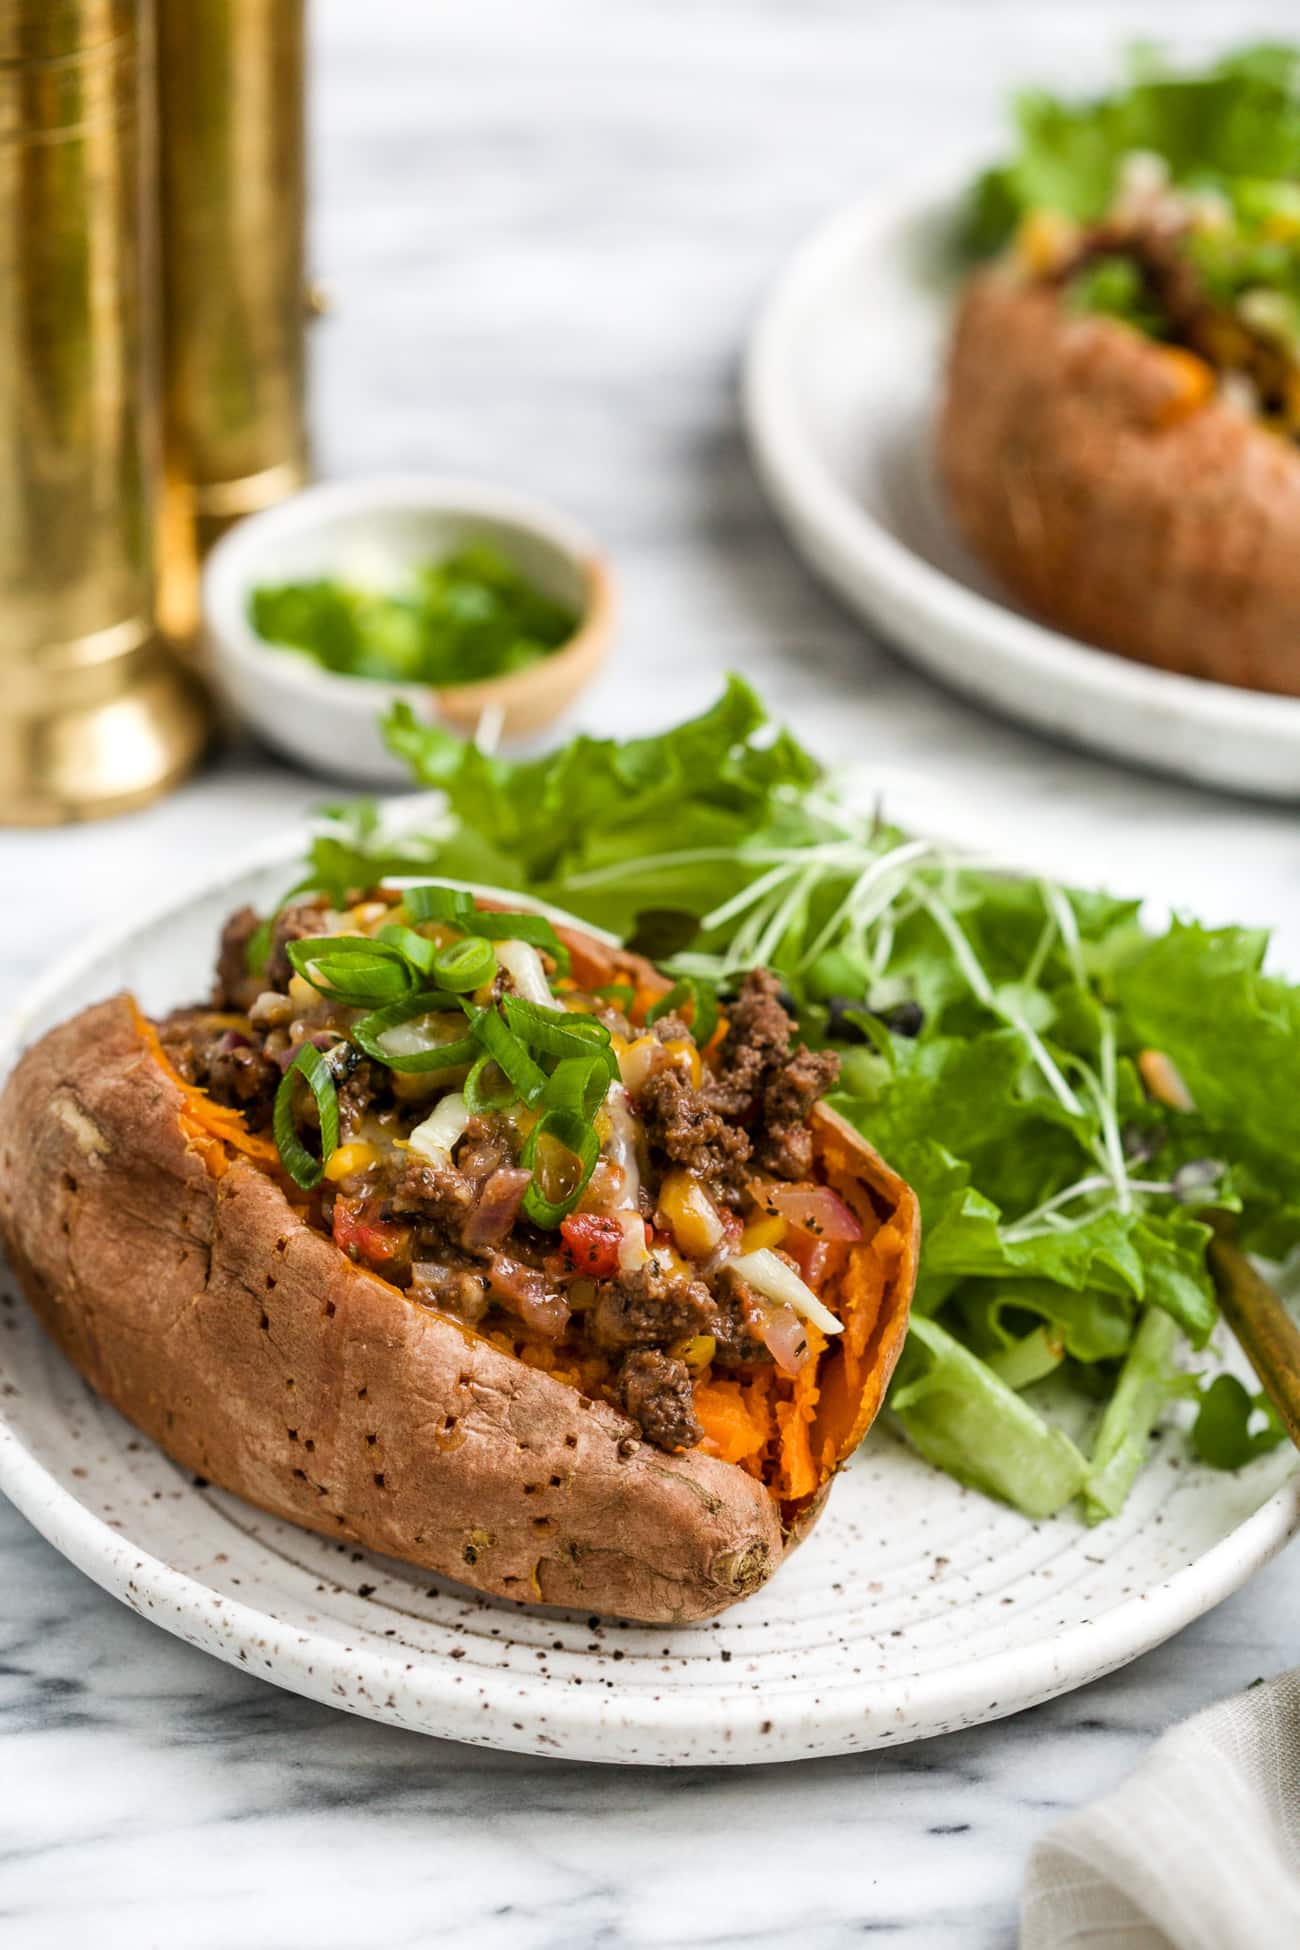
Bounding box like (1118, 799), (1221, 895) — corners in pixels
(752, 1298), (816, 1377)
(485, 1252), (570, 1339)
(764, 1183), (863, 1242)
(462, 1167), (532, 1250)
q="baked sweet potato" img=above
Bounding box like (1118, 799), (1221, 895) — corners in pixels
(939, 268), (1300, 693)
(0, 906), (917, 1625)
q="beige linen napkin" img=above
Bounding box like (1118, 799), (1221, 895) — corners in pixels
(1021, 1670), (1300, 1949)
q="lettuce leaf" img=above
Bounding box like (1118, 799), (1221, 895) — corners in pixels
(1192, 1374), (1286, 1470)
(965, 43), (1300, 255)
(383, 676), (821, 936)
(1107, 922), (1300, 1185)
(1082, 1308), (1184, 1522)
(891, 1316), (1090, 1518)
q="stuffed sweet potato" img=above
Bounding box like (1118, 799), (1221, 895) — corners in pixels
(0, 887), (917, 1623)
(941, 160), (1300, 693)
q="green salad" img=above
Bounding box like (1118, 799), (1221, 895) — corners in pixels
(264, 681), (1298, 1520)
(964, 42), (1300, 427)
(250, 541), (579, 687)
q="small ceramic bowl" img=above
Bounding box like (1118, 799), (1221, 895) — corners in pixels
(202, 476), (615, 783)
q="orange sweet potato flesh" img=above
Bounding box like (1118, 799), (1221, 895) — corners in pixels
(939, 270), (1300, 694)
(0, 943), (917, 1621)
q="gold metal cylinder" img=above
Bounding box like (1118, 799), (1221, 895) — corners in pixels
(156, 0), (309, 641)
(0, 0), (208, 824)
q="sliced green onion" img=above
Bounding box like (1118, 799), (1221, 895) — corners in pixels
(465, 909), (571, 976)
(375, 922), (440, 979)
(433, 934), (497, 993)
(351, 990), (476, 1072)
(542, 1054), (612, 1122)
(464, 1052), (516, 1115)
(520, 1108), (600, 1226)
(645, 976), (719, 1048)
(468, 1005), (548, 1103)
(404, 884), (474, 925)
(593, 982), (636, 1010)
(285, 934), (413, 1008)
(273, 1044), (340, 1189)
(502, 996), (618, 1078)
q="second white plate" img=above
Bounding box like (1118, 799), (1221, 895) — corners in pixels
(743, 172), (1300, 801)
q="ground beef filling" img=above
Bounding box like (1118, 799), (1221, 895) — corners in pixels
(618, 1351), (702, 1454)
(158, 1008), (281, 1122)
(640, 971), (838, 1199)
(163, 916), (842, 1455)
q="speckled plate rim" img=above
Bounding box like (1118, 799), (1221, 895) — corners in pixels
(742, 168), (1300, 800)
(2, 812), (1298, 1763)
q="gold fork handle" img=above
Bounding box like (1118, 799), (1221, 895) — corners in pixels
(1208, 1230), (1300, 1453)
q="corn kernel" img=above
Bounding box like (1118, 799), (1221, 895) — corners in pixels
(323, 1141), (381, 1182)
(391, 1069), (445, 1102)
(617, 1034), (662, 1094)
(658, 1169), (724, 1258)
(347, 901), (390, 932)
(1013, 208), (1078, 277)
(663, 1036), (703, 1089)
(287, 973), (319, 1012)
(651, 1240), (693, 1282)
(740, 1213), (787, 1254)
(673, 1334), (717, 1371)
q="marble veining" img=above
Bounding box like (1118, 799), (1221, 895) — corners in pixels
(2, 1), (1299, 1942)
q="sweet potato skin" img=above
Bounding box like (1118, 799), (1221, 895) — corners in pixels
(0, 993), (914, 1622)
(939, 270), (1300, 694)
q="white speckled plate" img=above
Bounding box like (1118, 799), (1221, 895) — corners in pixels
(743, 171), (1300, 800)
(1, 812), (1297, 1765)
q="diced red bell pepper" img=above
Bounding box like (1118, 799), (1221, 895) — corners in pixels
(332, 1196), (410, 1267)
(559, 1211), (627, 1278)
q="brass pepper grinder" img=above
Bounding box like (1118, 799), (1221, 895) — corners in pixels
(0, 0), (209, 824)
(156, 0), (310, 645)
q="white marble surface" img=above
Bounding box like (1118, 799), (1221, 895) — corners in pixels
(3, 1), (1300, 1942)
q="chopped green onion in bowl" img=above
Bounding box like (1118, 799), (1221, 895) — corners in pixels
(248, 540), (580, 687)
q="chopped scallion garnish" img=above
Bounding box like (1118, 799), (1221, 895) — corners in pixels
(520, 1108), (600, 1225)
(464, 1051), (516, 1115)
(351, 990), (475, 1072)
(433, 934), (497, 993)
(273, 1044), (340, 1188)
(502, 995), (618, 1078)
(404, 884), (474, 926)
(467, 1004), (548, 1104)
(465, 908), (571, 976)
(375, 922), (440, 979)
(285, 934), (414, 1009)
(541, 1053), (612, 1122)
